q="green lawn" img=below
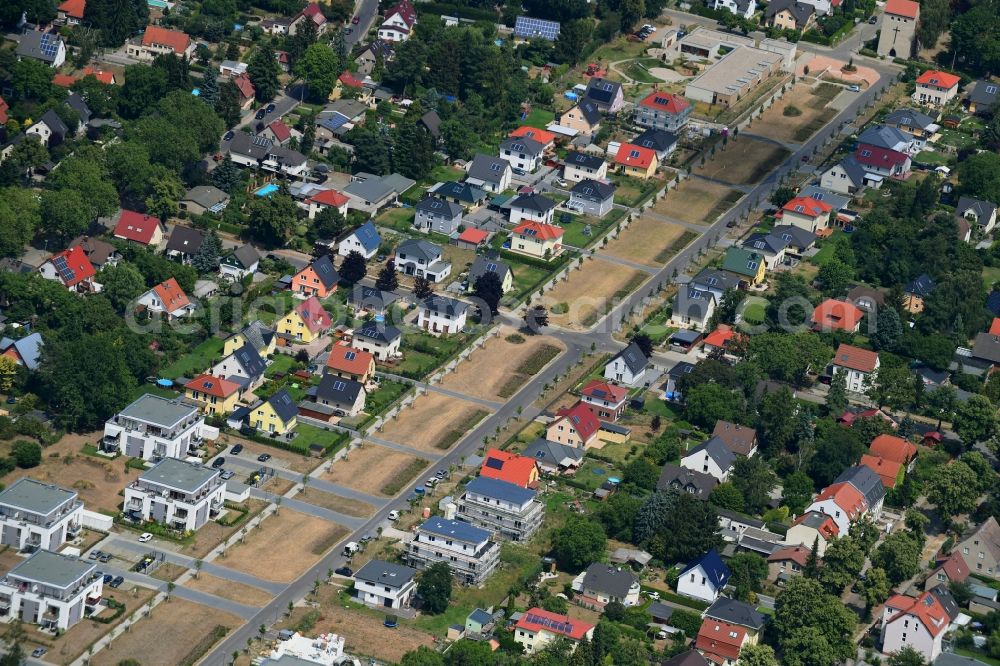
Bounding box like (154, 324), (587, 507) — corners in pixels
(574, 459), (621, 491)
(915, 150), (951, 166)
(395, 331), (474, 379)
(265, 353), (297, 377)
(160, 337), (225, 379)
(935, 127), (976, 150)
(982, 265), (1000, 290)
(560, 214), (614, 249)
(365, 379), (410, 415)
(428, 165), (464, 183)
(639, 306), (675, 345)
(505, 261), (555, 305)
(521, 107), (555, 129)
(293, 423), (349, 455)
(591, 38), (648, 64)
(624, 61), (662, 83)
(808, 232), (844, 266)
(375, 208), (416, 234)
(740, 298), (767, 325)
(953, 648), (1000, 666)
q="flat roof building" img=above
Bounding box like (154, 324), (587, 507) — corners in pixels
(685, 46), (784, 109)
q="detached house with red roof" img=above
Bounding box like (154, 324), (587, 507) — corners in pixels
(855, 143), (912, 179)
(925, 552), (970, 591)
(869, 434), (918, 468)
(831, 343), (879, 393)
(305, 189), (349, 219)
(547, 401), (601, 448)
(785, 511), (839, 556)
(279, 296), (332, 343)
(378, 0), (417, 42)
(782, 196), (832, 233)
(812, 300), (865, 333)
(232, 73), (255, 110)
(290, 3), (328, 36)
(324, 344), (375, 383)
(696, 619), (749, 666)
(480, 449), (540, 489)
(635, 91), (692, 132)
(580, 380), (629, 421)
(614, 143), (659, 180)
(509, 126), (556, 151)
(514, 608), (595, 654)
(113, 210), (164, 247)
(183, 374), (244, 415)
(38, 246), (99, 294)
(913, 70), (961, 108)
(127, 26), (196, 61)
(56, 0), (85, 25)
(137, 278), (195, 319)
(860, 454), (904, 488)
(767, 545), (810, 582)
(509, 220), (564, 261)
(880, 587), (960, 662)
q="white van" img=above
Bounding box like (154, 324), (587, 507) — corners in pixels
(343, 542), (361, 556)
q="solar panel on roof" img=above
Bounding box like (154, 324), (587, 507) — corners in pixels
(485, 457), (504, 470)
(486, 262), (497, 272)
(514, 16), (560, 40)
(333, 380), (346, 391)
(345, 351), (356, 360)
(512, 143), (524, 151)
(629, 150), (640, 158)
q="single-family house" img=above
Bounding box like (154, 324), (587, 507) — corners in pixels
(831, 343), (880, 394)
(577, 563), (641, 608)
(0, 550), (101, 631)
(26, 110), (69, 147)
(292, 255), (339, 299)
(249, 389), (298, 435)
(113, 210), (164, 247)
(522, 439), (584, 475)
(925, 552), (969, 591)
(499, 136), (545, 173)
(137, 278), (195, 319)
(880, 587), (959, 662)
(635, 92), (692, 132)
(847, 285), (885, 313)
(305, 189), (349, 220)
(353, 560), (417, 610)
(691, 268), (742, 302)
(741, 233), (788, 270)
(514, 608), (595, 654)
(126, 26), (196, 61)
(414, 197), (463, 235)
(211, 344), (267, 389)
(564, 152), (608, 183)
(68, 236), (117, 271)
(378, 0), (416, 42)
(952, 517), (1000, 579)
(466, 153), (512, 193)
(231, 73), (255, 110)
(858, 125), (918, 154)
(771, 225), (817, 261)
(784, 511), (839, 555)
(568, 179), (615, 218)
(16, 31), (66, 68)
(406, 517), (500, 584)
(509, 221), (563, 261)
(289, 3), (328, 36)
(633, 128), (678, 162)
(861, 454), (904, 488)
(955, 196), (997, 235)
(124, 457), (224, 532)
(883, 108), (940, 144)
(56, 0), (85, 25)
(479, 449), (539, 489)
(712, 421), (758, 457)
(0, 478), (83, 553)
(184, 374), (243, 416)
(228, 132), (308, 178)
(580, 379), (629, 421)
(721, 247), (766, 286)
(546, 401), (601, 448)
(766, 0), (816, 30)
(966, 80), (999, 115)
(913, 70), (961, 107)
(696, 619), (750, 666)
(102, 393), (209, 459)
(338, 221), (381, 260)
(279, 296), (332, 343)
(165, 226), (206, 265)
(354, 41), (394, 77)
(325, 345), (375, 383)
(583, 78), (624, 113)
(855, 143), (912, 178)
(869, 434), (918, 468)
(767, 545), (810, 582)
(782, 196), (832, 233)
(509, 193), (557, 226)
(468, 255), (513, 294)
(346, 286), (398, 317)
(219, 244), (260, 281)
(180, 185), (230, 216)
(38, 246), (99, 294)
(351, 321), (402, 361)
(456, 476), (544, 542)
(681, 437), (736, 482)
(558, 101), (602, 136)
(604, 342), (648, 387)
(670, 288), (717, 331)
(820, 156), (872, 196)
(0, 333), (43, 371)
(301, 374), (366, 419)
(395, 239), (452, 283)
(678, 550), (730, 603)
(417, 295), (468, 335)
(432, 181), (488, 210)
(657, 464), (719, 500)
(812, 299), (865, 333)
(614, 143), (659, 180)
(904, 273), (935, 313)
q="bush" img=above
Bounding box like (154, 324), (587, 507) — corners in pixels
(783, 105), (803, 117)
(11, 440), (41, 468)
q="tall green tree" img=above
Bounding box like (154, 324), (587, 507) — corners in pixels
(731, 456), (778, 514)
(551, 517), (607, 572)
(772, 577), (858, 666)
(84, 0), (149, 46)
(953, 394), (998, 444)
(416, 562), (452, 614)
(248, 44), (281, 102)
(0, 188), (41, 258)
(99, 262), (145, 312)
(926, 460), (980, 522)
(247, 194), (298, 247)
(295, 43), (340, 102)
(473, 272), (503, 316)
(339, 251), (367, 285)
(192, 231), (222, 273)
(39, 189), (93, 242)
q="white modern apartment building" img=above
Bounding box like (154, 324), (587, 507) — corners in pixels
(0, 478), (83, 553)
(353, 560), (418, 610)
(102, 393), (215, 460)
(0, 550), (102, 631)
(124, 458), (225, 532)
(455, 477), (544, 542)
(406, 517), (500, 585)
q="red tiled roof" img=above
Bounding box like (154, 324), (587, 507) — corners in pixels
(307, 189), (349, 208)
(638, 91), (690, 114)
(869, 434), (917, 465)
(614, 143), (656, 170)
(990, 317), (1000, 335)
(580, 379), (629, 405)
(832, 343), (879, 372)
(58, 0), (85, 19)
(767, 545), (810, 566)
(885, 0), (919, 17)
(815, 482), (866, 517)
(457, 228), (489, 245)
(480, 449), (538, 488)
(141, 26), (191, 55)
(326, 344), (374, 376)
(783, 196), (832, 218)
(554, 401), (600, 442)
(696, 620), (747, 661)
(233, 72), (255, 99)
(860, 454), (903, 488)
(703, 324), (742, 350)
(52, 74), (76, 88)
(887, 591), (952, 638)
(152, 278), (191, 314)
(185, 373), (241, 398)
(813, 302), (865, 332)
(295, 296), (332, 333)
(82, 67), (115, 85)
(516, 608), (594, 641)
(296, 2), (327, 25)
(339, 71), (364, 88)
(46, 246), (95, 287)
(792, 511), (840, 539)
(512, 221), (564, 241)
(385, 0), (417, 27)
(916, 70), (960, 89)
(267, 120), (291, 142)
(114, 210), (160, 244)
(932, 552), (970, 583)
(855, 143), (910, 168)
(510, 126), (556, 146)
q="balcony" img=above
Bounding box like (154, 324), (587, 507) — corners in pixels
(66, 523), (82, 538)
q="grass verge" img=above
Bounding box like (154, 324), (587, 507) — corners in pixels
(380, 459), (429, 495)
(701, 190), (744, 224)
(580, 273), (647, 327)
(653, 230), (699, 263)
(435, 409), (490, 449)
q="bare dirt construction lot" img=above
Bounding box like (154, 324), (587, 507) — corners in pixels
(693, 137), (790, 185)
(378, 392), (491, 452)
(544, 258), (646, 330)
(322, 443), (427, 497)
(603, 216), (696, 266)
(653, 179), (744, 225)
(0, 432), (139, 516)
(751, 82), (840, 143)
(184, 498), (268, 559)
(219, 509), (348, 583)
(92, 599), (241, 666)
(185, 572), (274, 607)
(439, 326), (564, 401)
(296, 487), (375, 518)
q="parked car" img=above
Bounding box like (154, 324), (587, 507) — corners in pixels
(110, 576), (125, 588)
(257, 453), (272, 462)
(99, 553), (112, 563)
(102, 574), (114, 584)
(212, 457), (226, 469)
(868, 14), (877, 22)
(266, 103), (276, 113)
(388, 510), (401, 521)
(512, 167), (527, 176)
(31, 648), (47, 658)
(231, 444), (243, 455)
(554, 178), (568, 187)
(335, 566), (353, 576)
(223, 130), (234, 141)
(220, 470), (235, 480)
(255, 108), (267, 120)
(352, 14), (360, 23)
(88, 550), (102, 560)
(138, 532), (153, 543)
(848, 85), (861, 92)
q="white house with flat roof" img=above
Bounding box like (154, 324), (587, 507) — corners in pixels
(124, 458), (225, 532)
(0, 478), (83, 553)
(102, 394), (216, 460)
(0, 550), (102, 631)
(456, 477), (544, 542)
(406, 517), (500, 585)
(353, 560), (418, 610)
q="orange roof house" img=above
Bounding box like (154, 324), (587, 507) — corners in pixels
(926, 551), (970, 589)
(812, 299), (865, 332)
(52, 74), (77, 88)
(869, 434), (918, 466)
(456, 228), (489, 247)
(233, 73), (255, 105)
(990, 318), (1000, 335)
(915, 70), (960, 90)
(509, 126), (556, 148)
(814, 481), (867, 517)
(325, 344), (375, 383)
(305, 189), (349, 217)
(860, 454), (904, 488)
(703, 324), (744, 354)
(57, 0), (85, 20)
(480, 449), (540, 489)
(150, 278), (192, 317)
(113, 210), (163, 246)
(614, 143), (659, 179)
(696, 619), (748, 664)
(81, 67), (116, 85)
(40, 246), (96, 291)
(832, 343), (880, 373)
(141, 26), (192, 57)
(184, 373), (241, 399)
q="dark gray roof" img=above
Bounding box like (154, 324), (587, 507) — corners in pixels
(742, 232), (788, 255)
(310, 254), (339, 289)
(66, 93), (91, 125)
(266, 389), (298, 422)
(835, 155), (867, 186)
(232, 343), (266, 378)
(656, 464), (718, 498)
(0, 333), (43, 370)
(512, 193), (557, 213)
(230, 243), (260, 269)
(355, 321), (401, 344)
(668, 361), (696, 379)
(565, 151), (605, 170)
(500, 136), (544, 156)
(238, 320), (274, 353)
(704, 597), (766, 631)
(571, 179), (615, 202)
(423, 295), (468, 317)
(584, 77), (622, 106)
(834, 464), (885, 510)
(582, 562), (637, 598)
(419, 110), (441, 139)
(576, 100), (602, 125)
(416, 196), (463, 219)
(613, 342), (648, 375)
(928, 585), (960, 620)
(467, 153), (511, 184)
(858, 125), (911, 150)
(766, 0), (815, 26)
(465, 476), (536, 504)
(771, 225), (817, 250)
(469, 255), (510, 285)
(522, 438), (584, 466)
(37, 110), (69, 138)
(905, 273), (935, 297)
(633, 128), (678, 153)
(972, 332), (1000, 363)
(662, 651), (711, 666)
(884, 107), (938, 130)
(716, 508), (765, 529)
(692, 268), (741, 292)
(183, 185), (230, 210)
(229, 132), (306, 168)
(966, 80), (999, 110)
(16, 31), (64, 64)
(166, 225), (206, 254)
(0, 478), (76, 515)
(434, 181), (488, 204)
(140, 457), (219, 493)
(798, 186), (850, 212)
(354, 560), (416, 587)
(315, 374), (364, 404)
(674, 288), (716, 320)
(684, 436), (737, 471)
(648, 601), (674, 621)
(468, 608), (493, 625)
(397, 238), (442, 264)
(348, 285), (399, 310)
(956, 196), (997, 224)
(935, 653), (992, 666)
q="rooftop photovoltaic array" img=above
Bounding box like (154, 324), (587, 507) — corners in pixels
(39, 33), (61, 59)
(52, 255), (75, 283)
(525, 612), (574, 634)
(514, 16), (561, 41)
